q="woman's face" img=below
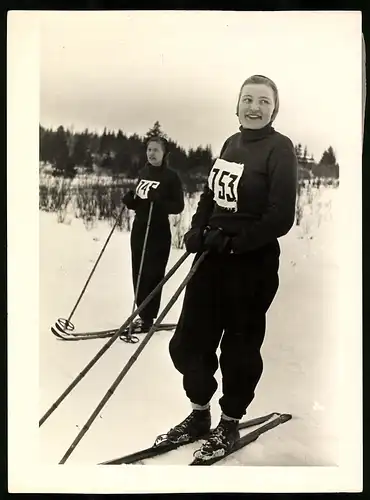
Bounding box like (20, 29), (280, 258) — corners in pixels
(147, 141), (165, 166)
(237, 83), (275, 129)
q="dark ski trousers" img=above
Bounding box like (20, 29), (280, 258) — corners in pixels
(130, 219), (171, 323)
(169, 242), (280, 420)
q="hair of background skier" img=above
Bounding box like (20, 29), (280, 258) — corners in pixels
(146, 135), (170, 166)
(236, 75), (280, 123)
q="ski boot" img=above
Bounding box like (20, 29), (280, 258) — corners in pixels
(192, 417), (240, 462)
(119, 318), (153, 343)
(123, 318), (153, 335)
(155, 409), (211, 446)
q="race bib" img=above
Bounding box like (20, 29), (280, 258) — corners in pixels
(208, 158), (244, 211)
(136, 179), (160, 199)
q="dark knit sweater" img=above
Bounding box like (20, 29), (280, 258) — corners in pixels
(191, 124), (298, 252)
(125, 163), (184, 227)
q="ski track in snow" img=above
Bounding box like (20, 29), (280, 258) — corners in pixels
(39, 187), (340, 467)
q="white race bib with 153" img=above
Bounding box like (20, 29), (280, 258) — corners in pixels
(136, 179), (160, 199)
(208, 158), (244, 211)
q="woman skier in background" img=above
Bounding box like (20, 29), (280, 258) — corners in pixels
(163, 75), (298, 462)
(122, 136), (184, 334)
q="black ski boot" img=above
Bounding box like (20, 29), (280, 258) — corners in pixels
(193, 418), (240, 462)
(126, 318), (153, 334)
(159, 409), (212, 445)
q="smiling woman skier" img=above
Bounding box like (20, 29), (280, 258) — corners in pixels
(163, 75), (298, 462)
(122, 136), (184, 334)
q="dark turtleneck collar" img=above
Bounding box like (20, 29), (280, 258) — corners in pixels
(239, 123), (275, 143)
(146, 161), (166, 170)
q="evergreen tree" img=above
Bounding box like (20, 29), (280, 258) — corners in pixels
(99, 127), (110, 155)
(52, 126), (76, 177)
(145, 121), (167, 140)
(39, 124), (45, 162)
(84, 148), (93, 172)
(89, 131), (101, 156)
(113, 129), (130, 175)
(126, 133), (146, 178)
(302, 145), (308, 166)
(319, 146), (337, 166)
(40, 123), (327, 188)
(39, 125), (55, 164)
(312, 146), (340, 179)
(166, 139), (188, 173)
(294, 143), (303, 159)
(71, 131), (90, 167)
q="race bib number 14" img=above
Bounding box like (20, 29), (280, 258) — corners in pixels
(208, 158), (244, 211)
(136, 179), (160, 199)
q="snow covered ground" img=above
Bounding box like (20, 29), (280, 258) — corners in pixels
(38, 185), (346, 470)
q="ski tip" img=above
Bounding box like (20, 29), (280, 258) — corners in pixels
(279, 413), (293, 423)
(189, 459), (204, 466)
(51, 326), (63, 338)
(270, 412), (293, 422)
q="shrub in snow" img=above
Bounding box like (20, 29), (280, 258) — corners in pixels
(39, 175), (336, 247)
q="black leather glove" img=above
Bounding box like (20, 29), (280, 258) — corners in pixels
(122, 190), (137, 209)
(229, 232), (248, 254)
(203, 227), (232, 254)
(183, 226), (207, 254)
(147, 186), (161, 203)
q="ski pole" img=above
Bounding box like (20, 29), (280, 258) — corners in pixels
(125, 201), (154, 343)
(51, 205), (126, 336)
(58, 250), (208, 464)
(39, 250), (191, 427)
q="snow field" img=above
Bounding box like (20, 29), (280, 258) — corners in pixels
(39, 186), (341, 466)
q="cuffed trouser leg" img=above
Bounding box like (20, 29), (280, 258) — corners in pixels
(218, 248), (280, 419)
(169, 254), (224, 406)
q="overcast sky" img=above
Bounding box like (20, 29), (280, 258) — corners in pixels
(39, 11), (362, 165)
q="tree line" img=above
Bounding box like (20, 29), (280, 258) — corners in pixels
(39, 121), (340, 190)
(294, 143), (339, 181)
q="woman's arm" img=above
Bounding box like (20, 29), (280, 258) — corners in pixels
(155, 173), (185, 215)
(231, 137), (298, 252)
